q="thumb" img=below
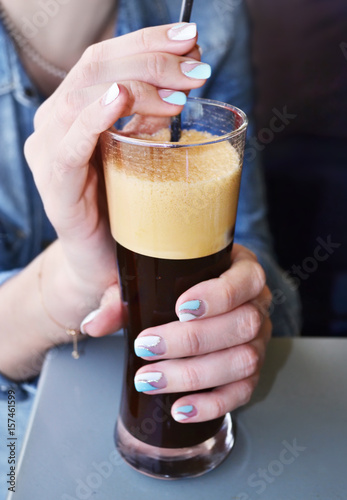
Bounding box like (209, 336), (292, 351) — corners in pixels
(80, 284), (124, 336)
(48, 83), (129, 206)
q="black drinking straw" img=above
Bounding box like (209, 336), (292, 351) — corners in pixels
(170, 0), (194, 142)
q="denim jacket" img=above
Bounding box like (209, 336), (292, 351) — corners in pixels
(0, 0), (300, 398)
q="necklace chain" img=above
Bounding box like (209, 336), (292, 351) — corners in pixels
(0, 1), (67, 80)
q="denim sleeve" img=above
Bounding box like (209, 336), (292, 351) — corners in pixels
(0, 373), (37, 401)
(0, 268), (21, 286)
(197, 2), (301, 336)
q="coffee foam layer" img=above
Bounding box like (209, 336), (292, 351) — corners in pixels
(104, 129), (241, 259)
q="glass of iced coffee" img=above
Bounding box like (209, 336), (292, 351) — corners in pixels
(100, 97), (248, 479)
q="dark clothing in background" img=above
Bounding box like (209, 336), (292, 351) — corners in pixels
(247, 0), (347, 137)
(246, 0), (347, 336)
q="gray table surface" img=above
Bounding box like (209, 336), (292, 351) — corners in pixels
(8, 336), (347, 500)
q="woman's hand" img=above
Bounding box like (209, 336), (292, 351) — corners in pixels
(86, 244), (272, 421)
(24, 23), (204, 298)
(23, 22), (271, 415)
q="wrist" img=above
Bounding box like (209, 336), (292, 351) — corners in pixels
(41, 242), (105, 340)
(57, 224), (118, 297)
(0, 239), (117, 381)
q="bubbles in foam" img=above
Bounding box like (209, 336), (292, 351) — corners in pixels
(104, 129), (242, 259)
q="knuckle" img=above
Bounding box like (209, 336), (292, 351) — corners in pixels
(181, 363), (202, 391)
(54, 93), (77, 128)
(146, 52), (167, 81)
(183, 325), (202, 356)
(239, 378), (256, 406)
(136, 27), (154, 52)
(220, 275), (237, 311)
(241, 343), (260, 377)
(239, 303), (262, 341)
(82, 42), (103, 63)
(65, 89), (81, 111)
(212, 394), (227, 418)
(250, 262), (266, 295)
(76, 60), (101, 86)
(127, 81), (146, 106)
(64, 90), (84, 120)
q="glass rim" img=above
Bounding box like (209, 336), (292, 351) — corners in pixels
(104, 97), (248, 149)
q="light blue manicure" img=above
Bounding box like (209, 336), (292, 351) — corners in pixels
(179, 300), (201, 311)
(183, 63), (211, 80)
(134, 347), (157, 358)
(176, 405), (194, 413)
(161, 91), (187, 106)
(135, 381), (158, 392)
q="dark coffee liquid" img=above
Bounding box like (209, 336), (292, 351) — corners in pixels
(116, 239), (233, 449)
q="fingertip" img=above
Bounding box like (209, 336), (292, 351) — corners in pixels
(134, 335), (166, 358)
(172, 403), (197, 422)
(167, 23), (197, 42)
(80, 309), (102, 335)
(101, 82), (129, 109)
(102, 82), (120, 106)
(176, 299), (207, 322)
(158, 89), (187, 106)
(80, 304), (123, 337)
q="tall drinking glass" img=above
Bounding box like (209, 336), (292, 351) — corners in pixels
(100, 97), (248, 479)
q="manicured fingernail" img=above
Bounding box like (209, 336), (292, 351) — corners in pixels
(80, 309), (102, 334)
(158, 89), (187, 106)
(168, 23), (197, 41)
(181, 61), (211, 80)
(134, 372), (167, 392)
(134, 336), (166, 357)
(178, 300), (206, 322)
(172, 405), (197, 422)
(103, 82), (120, 105)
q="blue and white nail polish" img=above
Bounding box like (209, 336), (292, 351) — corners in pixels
(172, 405), (197, 422)
(158, 89), (187, 106)
(134, 372), (167, 392)
(178, 300), (206, 322)
(168, 23), (197, 41)
(134, 336), (166, 357)
(181, 61), (212, 80)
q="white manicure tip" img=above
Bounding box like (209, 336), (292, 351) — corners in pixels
(179, 313), (198, 322)
(80, 309), (101, 333)
(169, 23), (197, 41)
(103, 83), (120, 105)
(135, 336), (161, 348)
(136, 372), (163, 383)
(173, 413), (190, 422)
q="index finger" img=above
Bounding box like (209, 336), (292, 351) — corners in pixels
(34, 23), (198, 128)
(84, 23), (198, 63)
(176, 243), (266, 321)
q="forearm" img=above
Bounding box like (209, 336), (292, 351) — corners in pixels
(0, 241), (101, 381)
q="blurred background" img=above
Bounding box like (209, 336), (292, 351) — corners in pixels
(246, 0), (347, 337)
